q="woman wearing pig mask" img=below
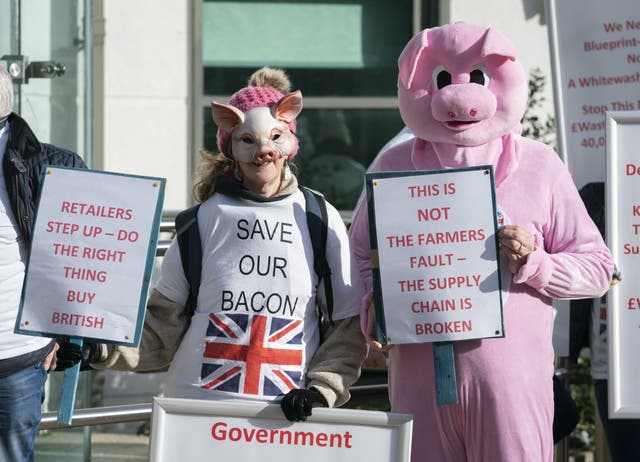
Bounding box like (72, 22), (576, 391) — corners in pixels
(65, 67), (367, 421)
(348, 23), (612, 461)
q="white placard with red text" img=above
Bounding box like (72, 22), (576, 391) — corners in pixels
(547, 0), (640, 189)
(149, 398), (413, 462)
(606, 111), (640, 418)
(15, 166), (165, 346)
(366, 167), (504, 345)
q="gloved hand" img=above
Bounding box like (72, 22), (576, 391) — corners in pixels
(280, 387), (328, 422)
(56, 341), (101, 371)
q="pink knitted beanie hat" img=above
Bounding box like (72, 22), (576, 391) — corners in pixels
(216, 68), (298, 159)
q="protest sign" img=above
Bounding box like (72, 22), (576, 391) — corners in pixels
(14, 166), (165, 424)
(366, 167), (503, 346)
(15, 166), (165, 345)
(605, 110), (640, 418)
(547, 0), (640, 189)
(149, 398), (413, 462)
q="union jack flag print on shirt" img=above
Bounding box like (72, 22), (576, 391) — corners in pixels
(200, 313), (305, 398)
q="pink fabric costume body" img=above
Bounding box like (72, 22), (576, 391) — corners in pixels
(348, 23), (613, 462)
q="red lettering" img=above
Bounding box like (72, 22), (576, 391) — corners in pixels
(415, 320), (473, 335)
(255, 429), (268, 443)
(50, 311), (104, 329)
(316, 433), (328, 447)
(46, 221), (79, 235)
(417, 207), (450, 222)
(626, 163), (640, 175)
(627, 298), (640, 310)
(398, 279), (425, 292)
(386, 234), (414, 248)
(407, 184), (440, 197)
(210, 421), (353, 448)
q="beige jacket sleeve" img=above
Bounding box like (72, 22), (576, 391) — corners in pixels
(305, 315), (368, 408)
(91, 289), (189, 372)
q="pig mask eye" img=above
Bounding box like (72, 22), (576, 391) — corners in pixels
(469, 65), (490, 87)
(432, 65), (452, 89)
(271, 129), (289, 145)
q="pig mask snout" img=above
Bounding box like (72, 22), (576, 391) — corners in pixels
(253, 143), (283, 164)
(232, 110), (298, 164)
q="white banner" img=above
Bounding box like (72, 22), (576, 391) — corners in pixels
(15, 167), (165, 346)
(606, 111), (640, 418)
(547, 0), (640, 189)
(366, 167), (504, 345)
(150, 398), (413, 462)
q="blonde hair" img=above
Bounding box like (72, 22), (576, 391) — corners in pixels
(192, 150), (234, 203)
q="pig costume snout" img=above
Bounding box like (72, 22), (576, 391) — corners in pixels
(431, 83), (498, 127)
(397, 22), (528, 147)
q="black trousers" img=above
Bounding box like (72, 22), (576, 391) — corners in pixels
(553, 374), (579, 444)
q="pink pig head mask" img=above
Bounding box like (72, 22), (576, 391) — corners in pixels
(211, 85), (302, 165)
(398, 22), (528, 147)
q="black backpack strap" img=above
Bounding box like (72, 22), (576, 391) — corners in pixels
(300, 186), (334, 325)
(174, 204), (202, 318)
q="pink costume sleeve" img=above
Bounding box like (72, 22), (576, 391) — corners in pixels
(348, 194), (374, 336)
(512, 158), (613, 299)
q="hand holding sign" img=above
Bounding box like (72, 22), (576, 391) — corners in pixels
(365, 293), (392, 355)
(56, 340), (102, 370)
(498, 225), (537, 273)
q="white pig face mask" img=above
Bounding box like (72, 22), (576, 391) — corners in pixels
(211, 91), (303, 164)
(397, 22), (528, 147)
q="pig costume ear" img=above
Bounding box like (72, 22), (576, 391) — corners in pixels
(271, 90), (303, 124)
(480, 28), (517, 61)
(398, 30), (429, 91)
(211, 101), (245, 133)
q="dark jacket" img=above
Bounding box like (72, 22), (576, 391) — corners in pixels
(0, 113), (86, 374)
(3, 112), (86, 247)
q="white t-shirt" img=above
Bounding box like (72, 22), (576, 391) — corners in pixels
(0, 122), (51, 360)
(156, 189), (362, 401)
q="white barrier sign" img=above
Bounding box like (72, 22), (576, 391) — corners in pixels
(16, 167), (165, 346)
(606, 111), (640, 418)
(547, 0), (640, 189)
(365, 167), (504, 345)
(150, 398), (413, 462)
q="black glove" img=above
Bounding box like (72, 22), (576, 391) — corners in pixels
(56, 341), (101, 371)
(280, 387), (328, 422)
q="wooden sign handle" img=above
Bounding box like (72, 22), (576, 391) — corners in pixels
(434, 341), (458, 405)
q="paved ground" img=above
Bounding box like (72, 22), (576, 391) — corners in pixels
(35, 431), (149, 461)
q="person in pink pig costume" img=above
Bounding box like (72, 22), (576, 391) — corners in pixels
(348, 22), (613, 461)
